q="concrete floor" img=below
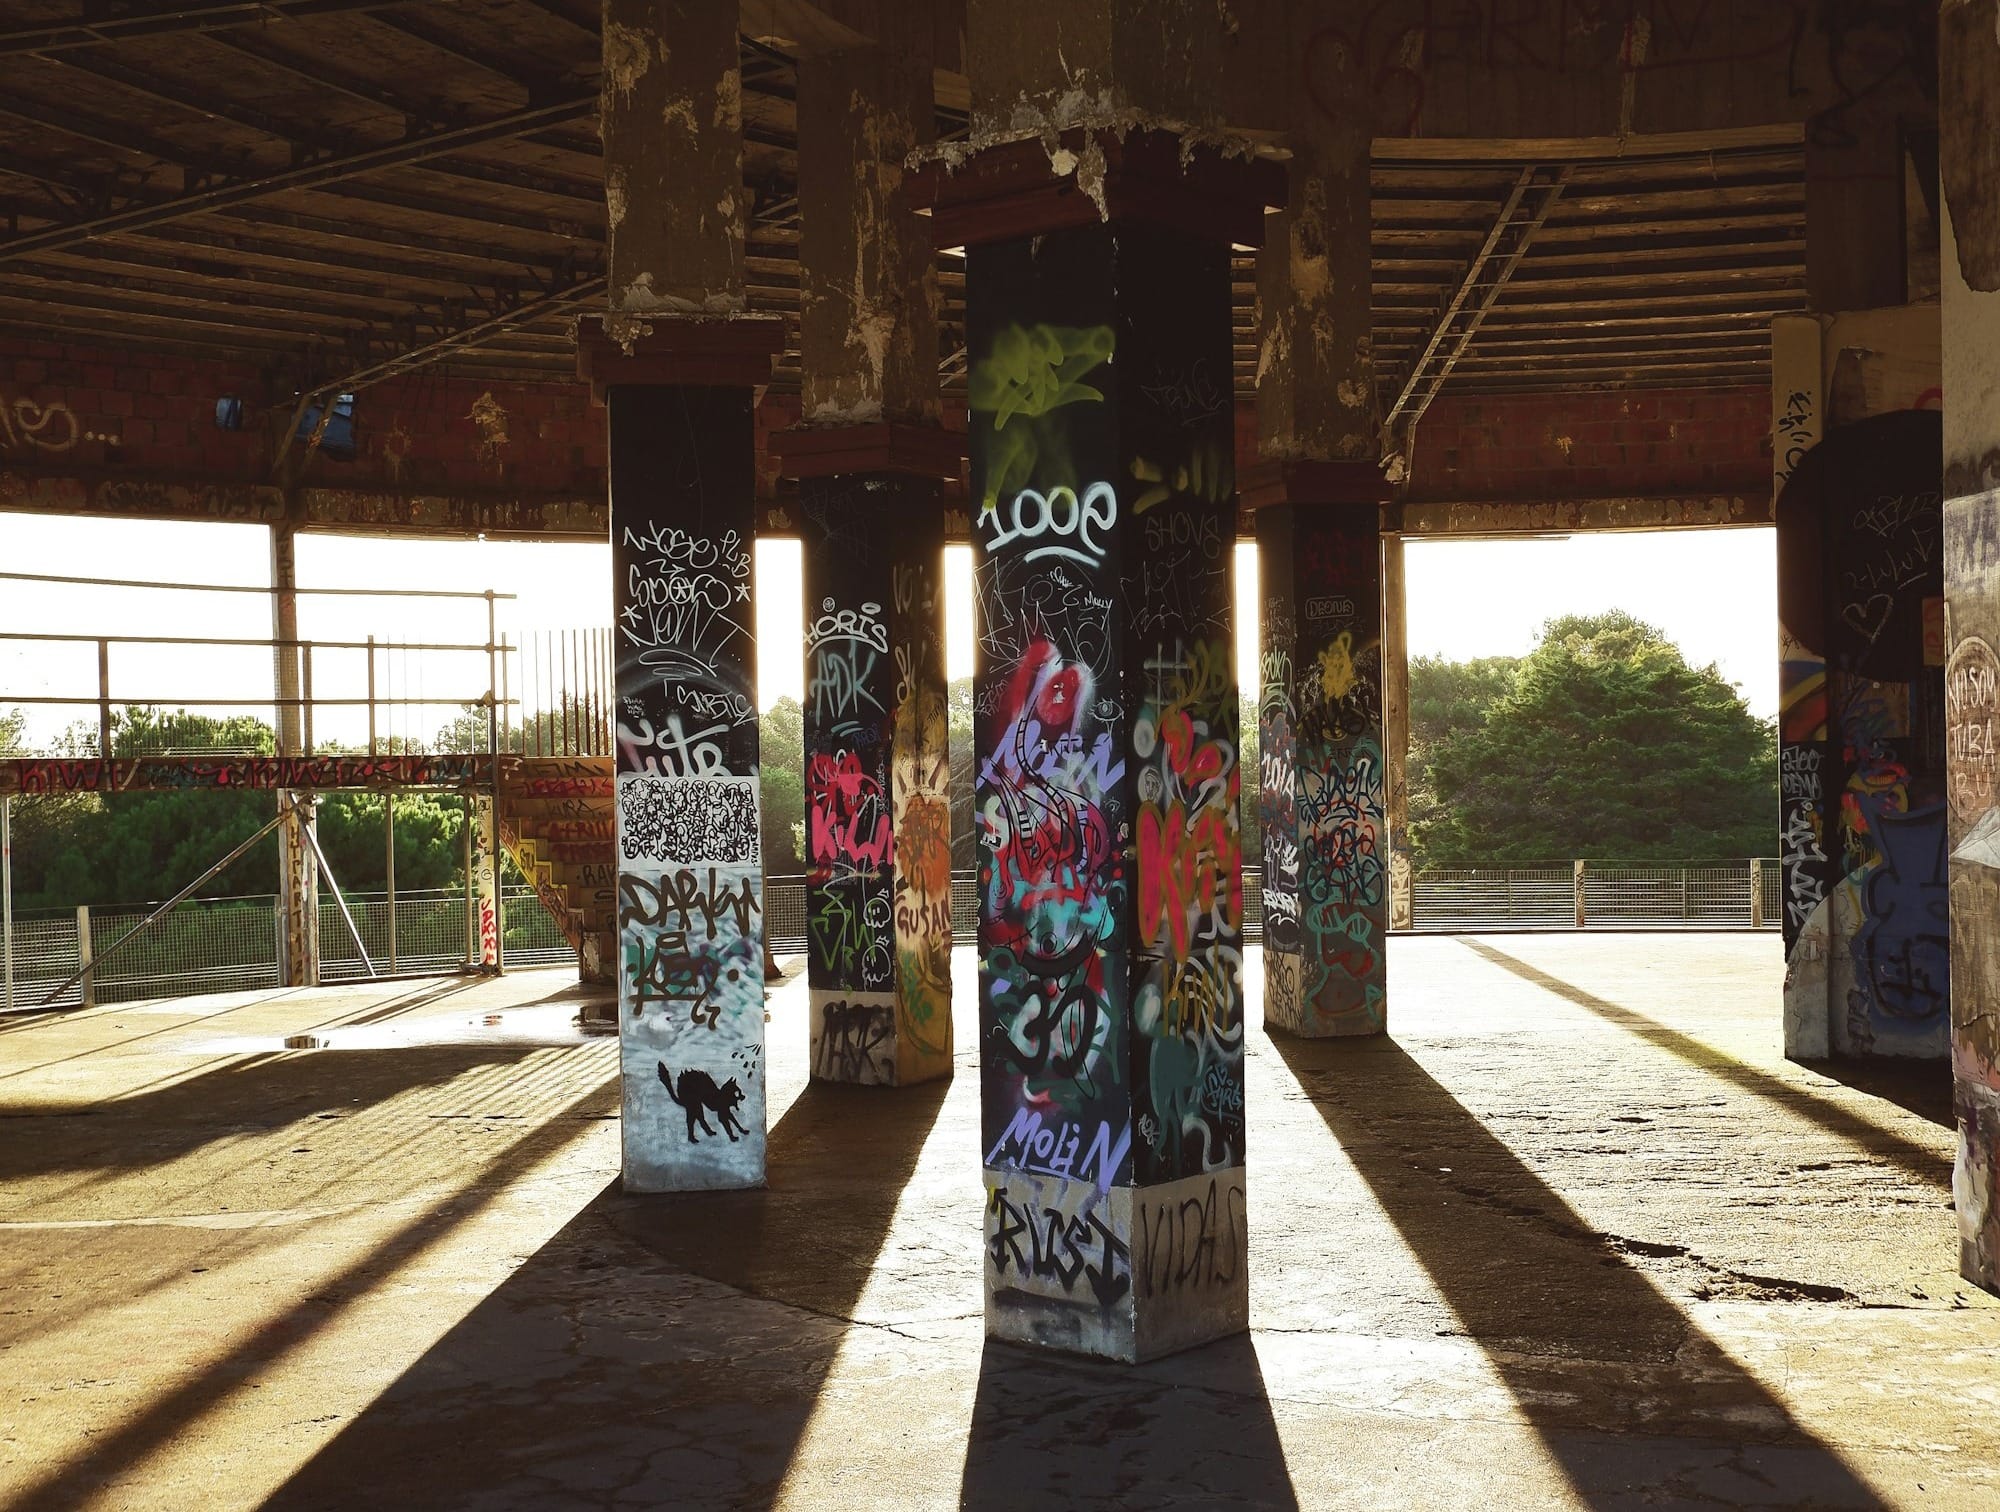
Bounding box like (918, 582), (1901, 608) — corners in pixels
(1, 936), (1993, 1510)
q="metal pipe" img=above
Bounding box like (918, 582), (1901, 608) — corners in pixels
(486, 593), (503, 976)
(0, 631), (506, 651)
(385, 794), (398, 974)
(0, 568), (516, 600)
(291, 795), (374, 978)
(37, 804), (289, 1009)
(462, 791), (475, 967)
(96, 637), (112, 756)
(367, 633), (377, 755)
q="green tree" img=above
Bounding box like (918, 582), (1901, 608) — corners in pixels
(1412, 612), (1774, 864)
(1406, 652), (1521, 863)
(1410, 653), (1522, 753)
(4, 708), (476, 910)
(759, 695), (805, 873)
(315, 792), (467, 893)
(0, 706), (24, 755)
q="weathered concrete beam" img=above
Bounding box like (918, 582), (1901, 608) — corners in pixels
(1395, 493), (1770, 536)
(795, 2), (938, 424)
(601, 0), (746, 314)
(1255, 4), (1375, 466)
(0, 466), (607, 540)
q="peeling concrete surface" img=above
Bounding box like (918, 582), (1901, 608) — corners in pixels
(2, 938), (1997, 1508)
(795, 16), (939, 426)
(599, 0), (745, 315)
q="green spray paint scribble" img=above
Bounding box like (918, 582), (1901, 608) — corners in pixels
(970, 324), (1114, 510)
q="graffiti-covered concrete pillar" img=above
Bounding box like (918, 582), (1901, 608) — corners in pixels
(1248, 486), (1389, 1035)
(584, 0), (784, 1193)
(915, 122), (1280, 1361)
(1247, 39), (1388, 1037)
(470, 792), (500, 971)
(1776, 414), (1945, 1062)
(775, 9), (956, 1086)
(1940, 0), (2000, 1291)
(1382, 534), (1413, 933)
(788, 470), (956, 1084)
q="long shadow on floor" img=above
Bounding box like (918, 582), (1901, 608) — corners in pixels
(1796, 1055), (1954, 1129)
(1463, 940), (1954, 1185)
(0, 1041), (562, 1188)
(960, 1332), (1299, 1509)
(1271, 1032), (1882, 1509)
(263, 1076), (951, 1510)
(8, 1073), (620, 1512)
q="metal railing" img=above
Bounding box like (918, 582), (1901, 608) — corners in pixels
(764, 858), (1781, 955)
(1411, 859), (1781, 931)
(511, 627), (614, 757)
(4, 885), (572, 1011)
(2, 858), (1781, 1014)
(0, 568), (519, 759)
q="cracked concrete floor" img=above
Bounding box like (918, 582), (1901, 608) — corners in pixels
(1, 936), (1995, 1509)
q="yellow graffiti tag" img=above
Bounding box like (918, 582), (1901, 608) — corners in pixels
(1317, 633), (1357, 702)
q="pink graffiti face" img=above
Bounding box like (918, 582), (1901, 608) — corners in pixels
(1002, 640), (1091, 736)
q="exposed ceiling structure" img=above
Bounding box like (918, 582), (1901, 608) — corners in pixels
(0, 0), (1804, 408)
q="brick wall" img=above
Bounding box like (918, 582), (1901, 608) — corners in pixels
(1402, 387), (1771, 500)
(6, 339), (1768, 512)
(0, 338), (607, 495)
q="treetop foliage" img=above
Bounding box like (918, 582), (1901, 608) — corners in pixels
(1410, 610), (1774, 866)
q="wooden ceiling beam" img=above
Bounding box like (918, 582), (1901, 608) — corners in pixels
(0, 94), (595, 262)
(4, 255), (394, 325)
(0, 0), (419, 56)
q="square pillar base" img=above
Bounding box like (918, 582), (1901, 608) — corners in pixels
(983, 1168), (1249, 1363)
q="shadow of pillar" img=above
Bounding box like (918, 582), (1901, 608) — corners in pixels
(1268, 1032), (1883, 1508)
(264, 1077), (950, 1510)
(958, 1333), (1300, 1509)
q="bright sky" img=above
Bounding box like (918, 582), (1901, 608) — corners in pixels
(0, 513), (1776, 750)
(1405, 528), (1776, 717)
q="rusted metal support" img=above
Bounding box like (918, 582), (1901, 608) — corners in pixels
(1383, 166), (1571, 473)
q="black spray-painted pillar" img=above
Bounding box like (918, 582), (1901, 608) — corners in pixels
(919, 133), (1279, 1361)
(1247, 24), (1389, 1037)
(1777, 412), (1947, 1063)
(591, 0), (781, 1192)
(1250, 485), (1388, 1037)
(787, 461), (956, 1084)
(779, 11), (954, 1087)
(584, 338), (782, 1192)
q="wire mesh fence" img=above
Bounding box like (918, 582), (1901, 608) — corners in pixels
(768, 859), (1779, 958)
(1410, 860), (1781, 931)
(4, 859), (1781, 1014)
(1, 884), (572, 1012)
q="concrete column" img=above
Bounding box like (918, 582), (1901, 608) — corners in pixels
(1940, 0), (2000, 1293)
(1806, 129), (1906, 316)
(1252, 493), (1388, 1035)
(1382, 533), (1412, 933)
(588, 0), (783, 1193)
(1774, 316), (1834, 1058)
(1248, 42), (1387, 1037)
(916, 94), (1279, 1355)
(781, 14), (956, 1086)
(270, 523), (317, 988)
(470, 792), (499, 970)
(795, 480), (954, 1084)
